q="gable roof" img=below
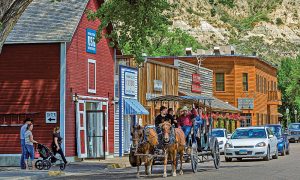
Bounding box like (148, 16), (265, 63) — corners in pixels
(5, 0), (89, 44)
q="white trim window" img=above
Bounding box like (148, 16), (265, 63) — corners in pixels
(88, 59), (96, 94)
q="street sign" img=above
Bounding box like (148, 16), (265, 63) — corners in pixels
(46, 112), (57, 124)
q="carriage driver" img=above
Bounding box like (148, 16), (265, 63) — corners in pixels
(155, 106), (168, 134)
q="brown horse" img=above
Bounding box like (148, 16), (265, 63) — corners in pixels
(130, 125), (158, 177)
(160, 121), (186, 178)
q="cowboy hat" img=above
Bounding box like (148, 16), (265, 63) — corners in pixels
(181, 106), (189, 111)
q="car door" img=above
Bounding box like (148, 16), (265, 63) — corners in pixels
(267, 128), (276, 154)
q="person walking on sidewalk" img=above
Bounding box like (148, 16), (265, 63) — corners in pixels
(20, 118), (33, 169)
(52, 127), (68, 165)
(24, 123), (38, 170)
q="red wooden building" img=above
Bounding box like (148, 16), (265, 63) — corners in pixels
(0, 0), (115, 165)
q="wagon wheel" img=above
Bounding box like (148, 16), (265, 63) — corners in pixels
(212, 138), (220, 169)
(129, 147), (138, 167)
(191, 142), (198, 173)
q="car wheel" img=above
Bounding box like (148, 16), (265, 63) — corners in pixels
(286, 147), (290, 155)
(272, 148), (278, 159)
(237, 158), (243, 161)
(263, 147), (270, 161)
(225, 157), (232, 162)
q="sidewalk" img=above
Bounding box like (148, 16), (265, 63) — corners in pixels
(0, 157), (131, 180)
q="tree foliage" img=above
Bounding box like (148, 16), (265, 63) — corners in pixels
(278, 56), (300, 124)
(87, 0), (174, 63)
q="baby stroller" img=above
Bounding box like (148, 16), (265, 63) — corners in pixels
(35, 143), (66, 170)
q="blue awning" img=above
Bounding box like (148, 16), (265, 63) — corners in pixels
(124, 99), (149, 115)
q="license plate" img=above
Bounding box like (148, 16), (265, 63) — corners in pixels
(239, 150), (248, 155)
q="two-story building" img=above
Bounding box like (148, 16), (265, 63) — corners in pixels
(0, 0), (115, 165)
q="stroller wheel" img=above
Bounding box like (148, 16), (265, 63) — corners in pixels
(35, 160), (44, 170)
(43, 160), (51, 170)
(59, 163), (66, 171)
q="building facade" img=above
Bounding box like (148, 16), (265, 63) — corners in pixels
(0, 0), (115, 165)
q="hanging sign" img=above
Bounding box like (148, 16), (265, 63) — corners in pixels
(154, 80), (163, 92)
(191, 73), (202, 93)
(192, 74), (201, 84)
(86, 29), (96, 54)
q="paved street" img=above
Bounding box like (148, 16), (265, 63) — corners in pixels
(2, 143), (298, 180)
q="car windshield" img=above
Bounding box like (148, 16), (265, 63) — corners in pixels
(211, 130), (225, 137)
(268, 126), (282, 138)
(289, 124), (300, 130)
(231, 129), (267, 139)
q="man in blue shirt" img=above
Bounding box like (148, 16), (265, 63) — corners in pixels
(20, 118), (33, 169)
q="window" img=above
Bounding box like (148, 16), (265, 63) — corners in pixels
(268, 81), (270, 92)
(0, 114), (36, 126)
(271, 81), (274, 91)
(260, 76), (263, 93)
(264, 78), (267, 94)
(256, 75), (259, 92)
(216, 73), (225, 91)
(243, 73), (248, 91)
(274, 82), (277, 91)
(256, 113), (260, 125)
(88, 59), (96, 93)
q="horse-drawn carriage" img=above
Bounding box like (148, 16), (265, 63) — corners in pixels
(129, 95), (220, 177)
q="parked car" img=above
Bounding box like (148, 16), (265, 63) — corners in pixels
(287, 123), (300, 143)
(224, 126), (278, 162)
(211, 128), (229, 154)
(265, 124), (290, 156)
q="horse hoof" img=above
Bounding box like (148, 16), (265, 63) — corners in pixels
(172, 172), (177, 177)
(179, 170), (183, 175)
(163, 173), (167, 178)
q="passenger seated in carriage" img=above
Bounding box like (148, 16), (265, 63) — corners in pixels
(191, 108), (203, 142)
(177, 106), (193, 139)
(166, 108), (178, 128)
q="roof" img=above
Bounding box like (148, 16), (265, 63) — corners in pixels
(5, 0), (89, 44)
(148, 54), (278, 70)
(179, 91), (241, 113)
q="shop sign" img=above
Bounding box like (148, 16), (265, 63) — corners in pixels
(191, 73), (201, 93)
(46, 112), (57, 124)
(192, 74), (201, 84)
(124, 71), (136, 96)
(154, 80), (163, 92)
(238, 98), (254, 110)
(86, 29), (96, 54)
(146, 93), (162, 100)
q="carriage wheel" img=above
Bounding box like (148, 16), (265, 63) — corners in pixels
(212, 139), (220, 169)
(191, 142), (198, 173)
(129, 148), (138, 167)
(43, 160), (51, 170)
(35, 160), (44, 170)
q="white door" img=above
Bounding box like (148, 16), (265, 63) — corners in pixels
(76, 100), (88, 158)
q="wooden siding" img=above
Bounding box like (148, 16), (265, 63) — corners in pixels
(138, 60), (178, 124)
(0, 43), (60, 154)
(65, 0), (115, 156)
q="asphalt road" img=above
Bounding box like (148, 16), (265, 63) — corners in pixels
(49, 143), (300, 180)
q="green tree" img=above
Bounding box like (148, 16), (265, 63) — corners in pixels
(87, 0), (173, 63)
(278, 56), (300, 125)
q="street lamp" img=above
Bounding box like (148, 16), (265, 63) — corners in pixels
(286, 108), (289, 128)
(295, 109), (298, 123)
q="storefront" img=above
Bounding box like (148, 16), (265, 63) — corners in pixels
(114, 65), (148, 157)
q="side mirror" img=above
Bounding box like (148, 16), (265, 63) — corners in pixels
(227, 134), (232, 139)
(269, 134), (274, 138)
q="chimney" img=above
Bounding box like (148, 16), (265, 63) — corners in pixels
(186, 47), (192, 56)
(230, 46), (235, 55)
(213, 46), (220, 55)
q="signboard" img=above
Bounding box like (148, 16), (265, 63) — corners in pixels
(46, 112), (57, 124)
(191, 84), (202, 93)
(146, 93), (162, 100)
(191, 73), (202, 93)
(154, 80), (163, 92)
(124, 71), (136, 96)
(238, 98), (254, 110)
(192, 74), (201, 84)
(86, 29), (96, 54)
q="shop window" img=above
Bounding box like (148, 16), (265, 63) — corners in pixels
(216, 73), (225, 91)
(264, 78), (267, 94)
(256, 75), (259, 92)
(243, 73), (248, 91)
(88, 59), (96, 93)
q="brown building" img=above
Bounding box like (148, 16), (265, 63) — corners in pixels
(150, 55), (281, 127)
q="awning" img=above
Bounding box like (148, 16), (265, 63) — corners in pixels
(124, 99), (149, 115)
